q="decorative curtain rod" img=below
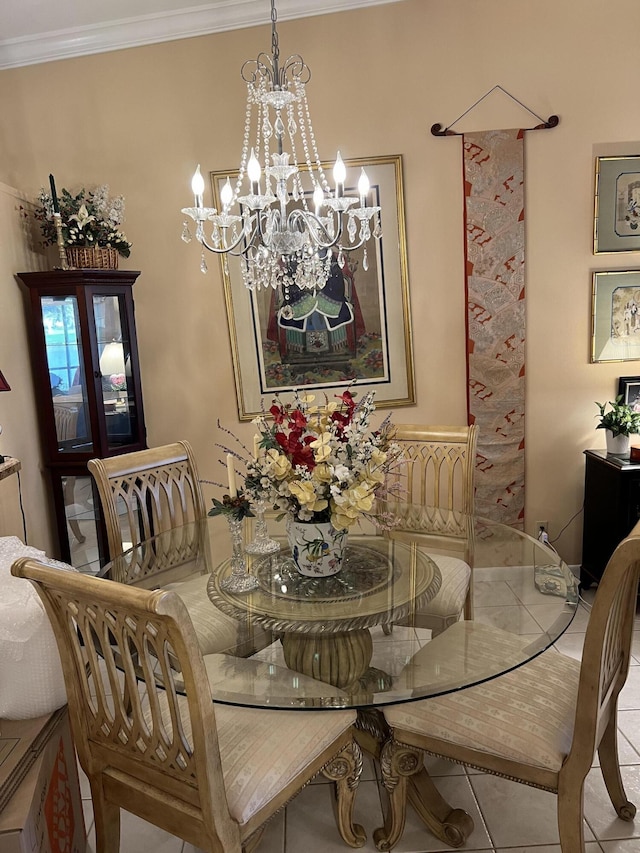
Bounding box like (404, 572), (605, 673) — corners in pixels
(431, 85), (559, 136)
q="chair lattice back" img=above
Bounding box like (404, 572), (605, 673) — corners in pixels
(11, 557), (241, 851)
(53, 402), (79, 445)
(388, 425), (478, 546)
(571, 524), (640, 767)
(88, 441), (207, 581)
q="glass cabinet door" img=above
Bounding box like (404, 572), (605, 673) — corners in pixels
(41, 295), (93, 454)
(93, 294), (139, 450)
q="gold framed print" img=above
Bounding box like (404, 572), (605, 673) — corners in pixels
(211, 154), (415, 421)
(591, 269), (640, 362)
(594, 155), (640, 254)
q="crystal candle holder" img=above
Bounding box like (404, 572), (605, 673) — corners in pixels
(221, 515), (259, 593)
(245, 499), (280, 556)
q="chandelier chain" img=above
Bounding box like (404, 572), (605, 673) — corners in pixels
(271, 0), (279, 75)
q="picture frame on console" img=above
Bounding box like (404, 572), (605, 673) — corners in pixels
(210, 154), (415, 421)
(618, 376), (640, 411)
(591, 270), (640, 363)
(594, 155), (640, 254)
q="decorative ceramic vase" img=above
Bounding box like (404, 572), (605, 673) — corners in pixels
(605, 430), (630, 457)
(287, 517), (348, 577)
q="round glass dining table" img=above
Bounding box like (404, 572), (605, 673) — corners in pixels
(99, 509), (579, 711)
(100, 508), (579, 849)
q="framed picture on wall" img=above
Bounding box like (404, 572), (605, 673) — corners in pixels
(210, 154), (415, 421)
(594, 155), (640, 254)
(618, 376), (640, 410)
(591, 270), (640, 362)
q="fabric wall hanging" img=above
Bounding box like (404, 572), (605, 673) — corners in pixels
(432, 88), (558, 526)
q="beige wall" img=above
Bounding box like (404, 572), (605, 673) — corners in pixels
(0, 0), (637, 564)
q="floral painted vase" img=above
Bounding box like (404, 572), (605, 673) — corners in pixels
(287, 518), (348, 577)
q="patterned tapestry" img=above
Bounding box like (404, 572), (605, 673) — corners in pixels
(463, 129), (525, 527)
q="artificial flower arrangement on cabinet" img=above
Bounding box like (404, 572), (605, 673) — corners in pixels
(233, 389), (401, 577)
(34, 183), (131, 269)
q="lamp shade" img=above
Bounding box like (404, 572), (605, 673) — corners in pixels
(99, 342), (126, 377)
(0, 370), (10, 392)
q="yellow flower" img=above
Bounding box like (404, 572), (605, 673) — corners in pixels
(265, 449), (292, 480)
(310, 432), (332, 462)
(312, 463), (333, 484)
(289, 481), (328, 513)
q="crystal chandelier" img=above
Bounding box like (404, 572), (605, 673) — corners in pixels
(181, 0), (381, 295)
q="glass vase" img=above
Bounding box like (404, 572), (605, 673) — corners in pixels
(245, 499), (280, 555)
(221, 515), (259, 593)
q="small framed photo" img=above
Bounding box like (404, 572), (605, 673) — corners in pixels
(618, 376), (640, 410)
(594, 155), (640, 254)
(591, 270), (640, 362)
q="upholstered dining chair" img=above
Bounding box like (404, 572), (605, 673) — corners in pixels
(88, 441), (268, 657)
(385, 424), (478, 634)
(12, 558), (366, 853)
(373, 522), (640, 852)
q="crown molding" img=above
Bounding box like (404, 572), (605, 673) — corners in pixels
(0, 0), (403, 70)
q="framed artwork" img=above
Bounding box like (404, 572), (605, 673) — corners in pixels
(594, 155), (640, 254)
(618, 376), (640, 410)
(591, 270), (640, 363)
(211, 154), (415, 421)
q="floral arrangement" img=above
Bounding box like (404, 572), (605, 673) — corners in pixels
(595, 396), (640, 437)
(34, 185), (132, 257)
(208, 493), (254, 521)
(243, 389), (401, 530)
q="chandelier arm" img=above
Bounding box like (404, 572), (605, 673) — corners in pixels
(288, 208), (344, 249)
(197, 219), (258, 255)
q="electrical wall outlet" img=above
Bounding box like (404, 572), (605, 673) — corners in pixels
(535, 520), (549, 536)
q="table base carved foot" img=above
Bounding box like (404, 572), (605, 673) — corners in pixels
(322, 740), (367, 848)
(373, 737), (473, 851)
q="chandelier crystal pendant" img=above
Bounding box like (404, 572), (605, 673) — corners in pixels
(181, 0), (382, 294)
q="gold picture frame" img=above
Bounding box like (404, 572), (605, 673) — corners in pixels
(211, 154), (415, 421)
(591, 269), (640, 362)
(594, 155), (640, 254)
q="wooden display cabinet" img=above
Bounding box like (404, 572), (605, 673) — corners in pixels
(17, 270), (147, 571)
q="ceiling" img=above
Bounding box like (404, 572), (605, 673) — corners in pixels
(0, 0), (404, 70)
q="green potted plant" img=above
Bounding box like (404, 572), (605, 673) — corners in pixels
(595, 396), (640, 455)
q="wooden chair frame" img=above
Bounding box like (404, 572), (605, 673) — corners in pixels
(374, 522), (640, 851)
(12, 558), (366, 853)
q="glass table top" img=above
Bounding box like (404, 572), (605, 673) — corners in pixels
(101, 510), (579, 710)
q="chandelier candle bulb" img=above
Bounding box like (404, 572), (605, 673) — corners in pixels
(313, 184), (324, 216)
(227, 454), (237, 498)
(248, 149), (261, 194)
(191, 165), (205, 209)
(221, 178), (233, 210)
(358, 168), (370, 208)
(333, 152), (346, 198)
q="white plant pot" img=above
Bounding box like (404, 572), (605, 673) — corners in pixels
(605, 430), (630, 456)
(287, 518), (348, 577)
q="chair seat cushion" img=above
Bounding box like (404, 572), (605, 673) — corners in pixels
(419, 554), (470, 618)
(215, 702), (355, 825)
(144, 656), (356, 826)
(384, 622), (580, 771)
(166, 574), (268, 656)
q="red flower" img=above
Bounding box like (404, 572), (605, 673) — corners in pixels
(289, 409), (308, 429)
(270, 404), (286, 424)
(275, 430), (316, 470)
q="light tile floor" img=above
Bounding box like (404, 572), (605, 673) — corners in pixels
(80, 588), (640, 853)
